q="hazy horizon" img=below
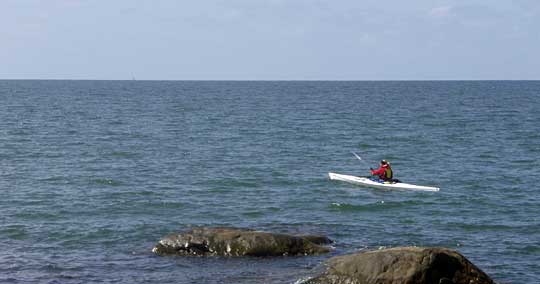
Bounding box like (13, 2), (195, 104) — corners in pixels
(2, 79), (540, 82)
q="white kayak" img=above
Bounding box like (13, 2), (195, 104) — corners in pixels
(328, 172), (440, 192)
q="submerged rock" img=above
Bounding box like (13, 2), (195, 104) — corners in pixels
(153, 227), (332, 257)
(298, 234), (333, 246)
(306, 246), (494, 284)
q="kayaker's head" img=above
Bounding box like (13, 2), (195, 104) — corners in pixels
(380, 160), (387, 165)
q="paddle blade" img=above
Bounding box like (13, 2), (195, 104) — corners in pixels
(352, 152), (362, 161)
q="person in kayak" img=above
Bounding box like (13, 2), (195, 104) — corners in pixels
(370, 160), (393, 181)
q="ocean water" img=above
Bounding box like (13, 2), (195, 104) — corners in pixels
(0, 80), (539, 284)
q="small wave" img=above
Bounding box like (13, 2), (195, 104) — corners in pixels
(38, 176), (70, 184)
(510, 159), (536, 165)
(58, 228), (120, 248)
(242, 211), (265, 218)
(329, 200), (426, 212)
(197, 178), (261, 189)
(13, 211), (62, 221)
(39, 176), (66, 181)
(0, 225), (29, 240)
(92, 178), (123, 186)
(329, 201), (385, 212)
(445, 222), (519, 232)
(293, 277), (311, 284)
(109, 151), (138, 158)
(517, 245), (540, 255)
(152, 201), (187, 209)
(356, 143), (372, 149)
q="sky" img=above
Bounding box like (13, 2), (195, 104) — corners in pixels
(1, 0), (539, 80)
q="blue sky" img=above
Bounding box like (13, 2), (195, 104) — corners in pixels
(1, 0), (539, 80)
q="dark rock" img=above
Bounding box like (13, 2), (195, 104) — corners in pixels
(305, 246), (494, 284)
(153, 227), (332, 257)
(299, 235), (334, 245)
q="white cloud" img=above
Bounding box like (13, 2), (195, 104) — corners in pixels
(429, 5), (453, 18)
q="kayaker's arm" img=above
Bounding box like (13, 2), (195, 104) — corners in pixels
(370, 167), (384, 176)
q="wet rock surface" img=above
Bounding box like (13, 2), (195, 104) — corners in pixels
(153, 227), (332, 257)
(305, 246), (494, 284)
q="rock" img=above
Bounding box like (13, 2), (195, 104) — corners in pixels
(299, 235), (334, 245)
(305, 246), (494, 284)
(153, 227), (332, 257)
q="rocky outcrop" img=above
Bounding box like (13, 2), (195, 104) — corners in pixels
(153, 227), (332, 257)
(305, 246), (494, 284)
(298, 234), (333, 246)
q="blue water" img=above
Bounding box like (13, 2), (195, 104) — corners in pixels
(1, 80), (539, 283)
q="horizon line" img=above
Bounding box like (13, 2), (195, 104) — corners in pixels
(1, 78), (539, 82)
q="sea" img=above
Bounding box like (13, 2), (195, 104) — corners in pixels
(0, 80), (538, 284)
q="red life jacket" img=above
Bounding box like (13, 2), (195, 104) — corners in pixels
(372, 164), (393, 180)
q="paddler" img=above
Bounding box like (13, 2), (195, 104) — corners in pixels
(370, 160), (393, 181)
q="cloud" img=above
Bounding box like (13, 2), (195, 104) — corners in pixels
(429, 5), (453, 18)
